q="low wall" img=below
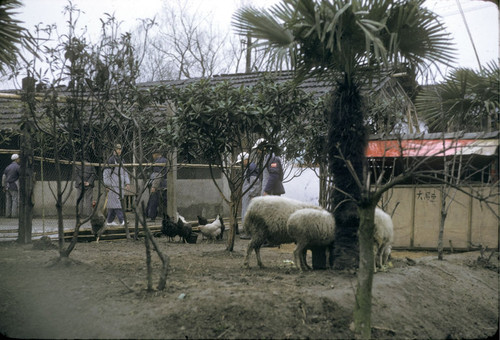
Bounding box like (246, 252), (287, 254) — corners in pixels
(381, 185), (499, 250)
(27, 177), (229, 221)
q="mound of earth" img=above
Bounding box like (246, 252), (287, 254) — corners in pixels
(0, 237), (498, 339)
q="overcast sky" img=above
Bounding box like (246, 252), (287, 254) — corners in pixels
(1, 0), (498, 89)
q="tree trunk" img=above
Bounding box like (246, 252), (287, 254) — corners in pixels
(327, 77), (367, 270)
(353, 204), (376, 339)
(56, 194), (66, 256)
(226, 201), (238, 252)
(18, 77), (36, 244)
(311, 246), (327, 269)
(145, 229), (153, 291)
(437, 188), (447, 261)
(18, 123), (35, 244)
(141, 215), (170, 291)
(319, 162), (330, 209)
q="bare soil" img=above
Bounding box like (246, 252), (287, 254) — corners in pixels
(0, 235), (498, 339)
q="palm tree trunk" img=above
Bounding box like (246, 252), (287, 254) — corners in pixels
(353, 204), (376, 339)
(327, 76), (367, 270)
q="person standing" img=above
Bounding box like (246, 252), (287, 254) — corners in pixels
(73, 159), (96, 217)
(237, 152), (261, 239)
(103, 144), (130, 226)
(252, 140), (285, 247)
(253, 139), (285, 197)
(2, 154), (20, 218)
(147, 151), (167, 222)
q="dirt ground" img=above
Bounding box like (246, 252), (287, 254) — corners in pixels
(0, 233), (498, 339)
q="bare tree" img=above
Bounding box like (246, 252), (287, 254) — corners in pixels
(133, 0), (285, 83)
(136, 0), (235, 82)
(16, 3), (158, 255)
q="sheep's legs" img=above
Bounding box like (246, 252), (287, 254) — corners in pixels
(294, 242), (310, 271)
(374, 243), (392, 273)
(243, 244), (253, 268)
(293, 245), (303, 271)
(255, 247), (264, 268)
(382, 244), (391, 266)
(373, 243), (379, 273)
(244, 239), (265, 268)
(378, 244), (391, 272)
(301, 248), (311, 270)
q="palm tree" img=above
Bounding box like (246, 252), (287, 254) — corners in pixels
(0, 0), (28, 74)
(233, 0), (454, 270)
(416, 61), (499, 133)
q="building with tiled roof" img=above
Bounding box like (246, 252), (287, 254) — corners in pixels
(137, 70), (333, 96)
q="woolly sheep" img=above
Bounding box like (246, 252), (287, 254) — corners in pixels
(374, 207), (394, 272)
(243, 196), (320, 268)
(286, 208), (335, 271)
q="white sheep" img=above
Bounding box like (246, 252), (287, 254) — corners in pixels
(287, 207), (393, 272)
(374, 207), (394, 272)
(242, 196), (320, 268)
(286, 208), (335, 271)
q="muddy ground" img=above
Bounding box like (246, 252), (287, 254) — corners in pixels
(0, 234), (498, 339)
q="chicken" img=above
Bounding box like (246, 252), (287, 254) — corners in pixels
(161, 214), (178, 241)
(90, 201), (106, 243)
(176, 218), (192, 243)
(199, 214), (223, 242)
(217, 216), (225, 240)
(91, 213), (106, 242)
(197, 215), (208, 226)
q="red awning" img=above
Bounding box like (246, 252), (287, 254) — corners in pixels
(366, 139), (499, 158)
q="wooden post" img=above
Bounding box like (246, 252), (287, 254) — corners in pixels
(167, 105), (177, 219)
(167, 151), (177, 219)
(18, 77), (36, 244)
(245, 33), (252, 73)
(467, 187), (473, 251)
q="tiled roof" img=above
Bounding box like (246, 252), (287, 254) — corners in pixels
(1, 72), (498, 142)
(137, 71), (333, 96)
(1, 71), (332, 132)
(0, 97), (24, 133)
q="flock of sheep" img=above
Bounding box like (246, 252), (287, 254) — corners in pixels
(158, 195), (394, 272)
(242, 196), (394, 272)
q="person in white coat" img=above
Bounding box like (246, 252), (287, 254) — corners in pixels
(103, 144), (130, 226)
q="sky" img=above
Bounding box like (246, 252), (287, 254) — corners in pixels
(1, 0), (498, 89)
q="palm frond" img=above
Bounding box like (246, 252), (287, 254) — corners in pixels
(232, 5), (294, 47)
(0, 0), (26, 74)
(384, 0), (456, 74)
(416, 65), (499, 132)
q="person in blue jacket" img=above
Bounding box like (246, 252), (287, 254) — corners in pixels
(2, 154), (21, 218)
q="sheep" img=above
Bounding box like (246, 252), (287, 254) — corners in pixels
(286, 208), (335, 271)
(374, 207), (394, 272)
(243, 196), (320, 268)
